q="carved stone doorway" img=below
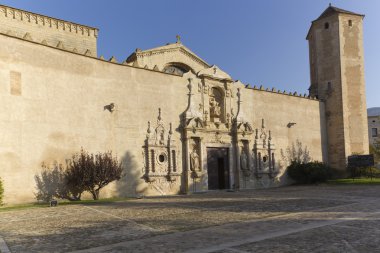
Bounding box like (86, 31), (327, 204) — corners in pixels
(207, 148), (230, 190)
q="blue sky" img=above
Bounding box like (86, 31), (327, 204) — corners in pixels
(1, 0), (379, 108)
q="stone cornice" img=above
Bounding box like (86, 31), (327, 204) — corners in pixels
(0, 32), (184, 78)
(0, 4), (98, 37)
(246, 85), (319, 101)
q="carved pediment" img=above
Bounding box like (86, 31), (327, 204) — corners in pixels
(126, 41), (210, 73)
(197, 65), (232, 81)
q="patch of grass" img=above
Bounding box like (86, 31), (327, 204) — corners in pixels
(0, 197), (132, 212)
(327, 178), (380, 185)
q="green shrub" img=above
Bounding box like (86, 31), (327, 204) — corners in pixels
(350, 166), (380, 178)
(287, 161), (331, 184)
(0, 177), (4, 206)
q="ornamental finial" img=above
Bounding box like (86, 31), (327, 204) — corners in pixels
(176, 35), (181, 44)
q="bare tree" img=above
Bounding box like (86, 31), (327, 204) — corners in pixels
(67, 149), (123, 200)
(35, 163), (82, 202)
(281, 140), (312, 165)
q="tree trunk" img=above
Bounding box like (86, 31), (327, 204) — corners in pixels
(90, 189), (99, 200)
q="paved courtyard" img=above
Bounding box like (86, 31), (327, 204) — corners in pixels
(1, 185), (380, 252)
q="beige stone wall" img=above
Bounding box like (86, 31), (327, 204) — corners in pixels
(245, 89), (326, 163)
(308, 12), (369, 169)
(368, 116), (380, 146)
(0, 34), (187, 204)
(308, 14), (344, 168)
(339, 15), (369, 156)
(0, 5), (98, 55)
(0, 33), (325, 204)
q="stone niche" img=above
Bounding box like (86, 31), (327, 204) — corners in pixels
(252, 119), (277, 179)
(142, 108), (181, 194)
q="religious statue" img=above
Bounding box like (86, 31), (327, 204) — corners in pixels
(240, 148), (248, 171)
(190, 148), (200, 172)
(262, 156), (269, 173)
(155, 127), (165, 145)
(210, 98), (221, 118)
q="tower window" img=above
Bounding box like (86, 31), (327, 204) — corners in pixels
(324, 22), (329, 29)
(327, 82), (332, 92)
(372, 128), (378, 137)
(348, 20), (352, 26)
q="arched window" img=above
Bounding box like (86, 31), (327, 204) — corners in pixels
(324, 22), (329, 29)
(163, 63), (193, 75)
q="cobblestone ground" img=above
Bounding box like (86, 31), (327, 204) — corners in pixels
(1, 185), (380, 253)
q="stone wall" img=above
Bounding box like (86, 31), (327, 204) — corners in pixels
(307, 11), (369, 169)
(368, 116), (380, 146)
(339, 15), (369, 156)
(0, 33), (325, 204)
(0, 5), (98, 55)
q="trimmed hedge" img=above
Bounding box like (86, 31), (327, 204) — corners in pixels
(287, 161), (331, 184)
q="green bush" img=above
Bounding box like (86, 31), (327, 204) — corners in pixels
(0, 177), (4, 206)
(287, 161), (331, 184)
(350, 166), (380, 178)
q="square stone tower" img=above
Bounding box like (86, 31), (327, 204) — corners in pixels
(307, 5), (369, 170)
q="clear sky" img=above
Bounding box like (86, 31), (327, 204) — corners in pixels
(1, 0), (379, 108)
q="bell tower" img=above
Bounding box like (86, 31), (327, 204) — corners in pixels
(307, 5), (369, 170)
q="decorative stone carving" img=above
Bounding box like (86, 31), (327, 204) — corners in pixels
(209, 98), (221, 119)
(183, 78), (203, 126)
(143, 108), (180, 183)
(189, 138), (202, 178)
(197, 65), (233, 81)
(209, 87), (224, 123)
(240, 148), (248, 170)
(252, 119), (277, 179)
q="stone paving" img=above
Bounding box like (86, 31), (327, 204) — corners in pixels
(1, 185), (380, 252)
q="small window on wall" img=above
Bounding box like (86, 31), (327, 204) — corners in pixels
(324, 22), (329, 29)
(348, 20), (353, 27)
(372, 128), (378, 137)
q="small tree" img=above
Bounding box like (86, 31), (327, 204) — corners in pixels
(281, 140), (312, 165)
(67, 149), (123, 200)
(35, 163), (82, 202)
(0, 177), (4, 206)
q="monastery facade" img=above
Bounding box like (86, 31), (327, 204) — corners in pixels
(0, 4), (369, 204)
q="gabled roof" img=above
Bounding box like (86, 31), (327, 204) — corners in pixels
(317, 5), (364, 21)
(306, 5), (365, 40)
(126, 41), (210, 68)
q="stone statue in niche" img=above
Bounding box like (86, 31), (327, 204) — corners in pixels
(210, 97), (221, 119)
(262, 155), (269, 173)
(190, 148), (200, 172)
(156, 128), (165, 145)
(240, 148), (248, 171)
